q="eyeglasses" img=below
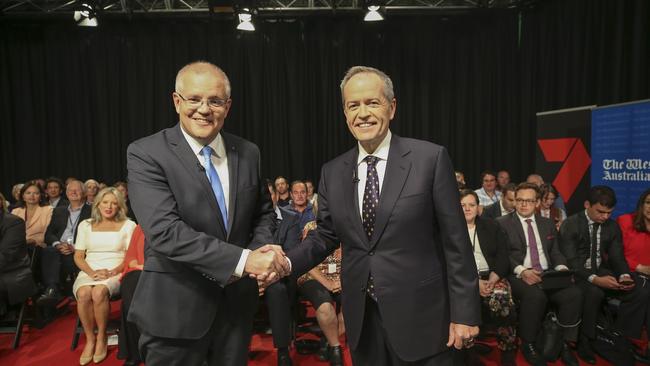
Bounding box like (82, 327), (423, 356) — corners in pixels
(515, 198), (537, 205)
(176, 92), (228, 109)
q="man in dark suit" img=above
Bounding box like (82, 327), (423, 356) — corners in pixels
(282, 66), (480, 365)
(497, 182), (582, 366)
(37, 179), (91, 306)
(126, 61), (286, 366)
(45, 177), (69, 208)
(559, 185), (649, 364)
(0, 210), (37, 316)
(482, 183), (516, 219)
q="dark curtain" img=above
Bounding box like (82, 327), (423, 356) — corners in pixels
(1, 0), (649, 205)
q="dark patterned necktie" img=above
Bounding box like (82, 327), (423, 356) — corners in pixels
(525, 219), (543, 272)
(362, 155), (380, 301)
(590, 223), (600, 271)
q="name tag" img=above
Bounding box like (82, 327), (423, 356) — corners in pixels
(328, 263), (337, 274)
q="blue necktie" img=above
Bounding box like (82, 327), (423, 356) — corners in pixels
(201, 146), (228, 230)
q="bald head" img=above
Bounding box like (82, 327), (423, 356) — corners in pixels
(175, 61), (231, 98)
(526, 174), (544, 187)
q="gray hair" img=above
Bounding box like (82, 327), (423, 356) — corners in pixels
(175, 61), (232, 99)
(66, 179), (86, 195)
(340, 66), (395, 105)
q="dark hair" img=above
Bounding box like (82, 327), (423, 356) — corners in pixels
(540, 183), (559, 200)
(501, 183), (517, 195)
(459, 189), (479, 205)
(290, 180), (307, 192)
(480, 171), (496, 181)
(18, 180), (45, 208)
(633, 188), (650, 233)
(275, 176), (288, 184)
(113, 181), (128, 190)
(45, 177), (64, 191)
(515, 182), (541, 199)
(587, 185), (617, 208)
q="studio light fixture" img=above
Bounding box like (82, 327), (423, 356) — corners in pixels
(236, 8), (255, 31)
(74, 2), (98, 26)
(364, 5), (384, 22)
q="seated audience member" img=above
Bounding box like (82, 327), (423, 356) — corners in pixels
(283, 181), (316, 231)
(37, 180), (91, 307)
(559, 185), (648, 364)
(455, 170), (467, 190)
(305, 179), (319, 212)
(618, 188), (650, 359)
(73, 187), (137, 365)
(11, 181), (53, 248)
(459, 190), (517, 366)
(538, 184), (567, 230)
(527, 173), (567, 213)
(497, 170), (511, 192)
(114, 181), (137, 223)
(475, 171), (501, 207)
(482, 183), (516, 219)
(497, 182), (582, 366)
(0, 210), (38, 317)
(0, 193), (8, 213)
(263, 202), (302, 366)
(46, 177), (69, 208)
(7, 183), (24, 212)
(84, 179), (100, 205)
(297, 221), (344, 366)
(275, 176), (291, 207)
(118, 225), (145, 366)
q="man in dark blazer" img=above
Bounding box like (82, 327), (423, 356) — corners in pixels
(482, 183), (516, 219)
(37, 179), (91, 306)
(0, 210), (37, 316)
(284, 66), (480, 366)
(126, 62), (284, 366)
(497, 182), (582, 366)
(559, 185), (649, 364)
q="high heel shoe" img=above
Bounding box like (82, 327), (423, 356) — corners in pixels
(79, 354), (93, 366)
(93, 346), (107, 364)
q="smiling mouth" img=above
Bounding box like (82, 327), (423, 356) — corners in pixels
(355, 122), (376, 128)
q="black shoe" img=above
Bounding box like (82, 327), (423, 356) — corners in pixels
(36, 287), (60, 308)
(576, 339), (596, 364)
(329, 345), (343, 366)
(560, 343), (578, 366)
(277, 351), (292, 366)
(521, 342), (547, 366)
(500, 349), (517, 366)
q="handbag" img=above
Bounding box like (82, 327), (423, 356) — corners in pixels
(536, 312), (564, 361)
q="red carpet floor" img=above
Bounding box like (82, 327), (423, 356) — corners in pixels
(0, 306), (643, 365)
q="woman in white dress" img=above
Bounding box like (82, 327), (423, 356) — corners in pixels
(73, 187), (136, 365)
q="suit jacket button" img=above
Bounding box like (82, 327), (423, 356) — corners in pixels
(368, 251), (374, 256)
(361, 286), (366, 292)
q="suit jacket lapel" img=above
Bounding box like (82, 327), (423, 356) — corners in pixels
(369, 136), (411, 250)
(224, 134), (239, 239)
(168, 124), (227, 238)
(510, 213), (527, 253)
(342, 148), (368, 247)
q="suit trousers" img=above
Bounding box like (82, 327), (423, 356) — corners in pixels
(264, 277), (296, 348)
(138, 290), (257, 366)
(577, 273), (650, 340)
(509, 276), (582, 343)
(118, 270), (142, 362)
(40, 246), (77, 288)
(351, 296), (455, 366)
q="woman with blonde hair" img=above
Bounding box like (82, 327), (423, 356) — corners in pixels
(73, 187), (136, 365)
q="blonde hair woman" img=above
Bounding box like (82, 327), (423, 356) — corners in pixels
(73, 187), (136, 365)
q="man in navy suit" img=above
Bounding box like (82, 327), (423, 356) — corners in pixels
(283, 66), (480, 365)
(127, 61), (287, 366)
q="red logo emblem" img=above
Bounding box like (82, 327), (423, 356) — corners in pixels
(537, 138), (591, 202)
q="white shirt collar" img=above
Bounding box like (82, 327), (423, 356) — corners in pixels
(584, 210), (595, 226)
(517, 212), (535, 224)
(357, 130), (391, 165)
(180, 126), (226, 159)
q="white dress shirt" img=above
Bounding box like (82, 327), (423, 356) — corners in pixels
(180, 127), (249, 278)
(356, 131), (391, 217)
(513, 213), (568, 276)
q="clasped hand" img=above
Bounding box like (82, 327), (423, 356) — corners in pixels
(245, 244), (289, 288)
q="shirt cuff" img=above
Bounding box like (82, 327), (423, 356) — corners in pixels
(285, 256), (292, 274)
(52, 241), (61, 248)
(619, 274), (631, 281)
(514, 265), (526, 277)
(555, 265), (569, 271)
(588, 274), (597, 283)
(233, 249), (251, 278)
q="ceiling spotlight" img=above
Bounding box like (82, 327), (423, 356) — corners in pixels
(364, 5), (384, 22)
(236, 8), (255, 31)
(74, 3), (98, 27)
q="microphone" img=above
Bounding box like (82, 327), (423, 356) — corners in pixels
(197, 162), (206, 172)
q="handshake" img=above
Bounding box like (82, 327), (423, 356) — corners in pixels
(244, 244), (290, 289)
